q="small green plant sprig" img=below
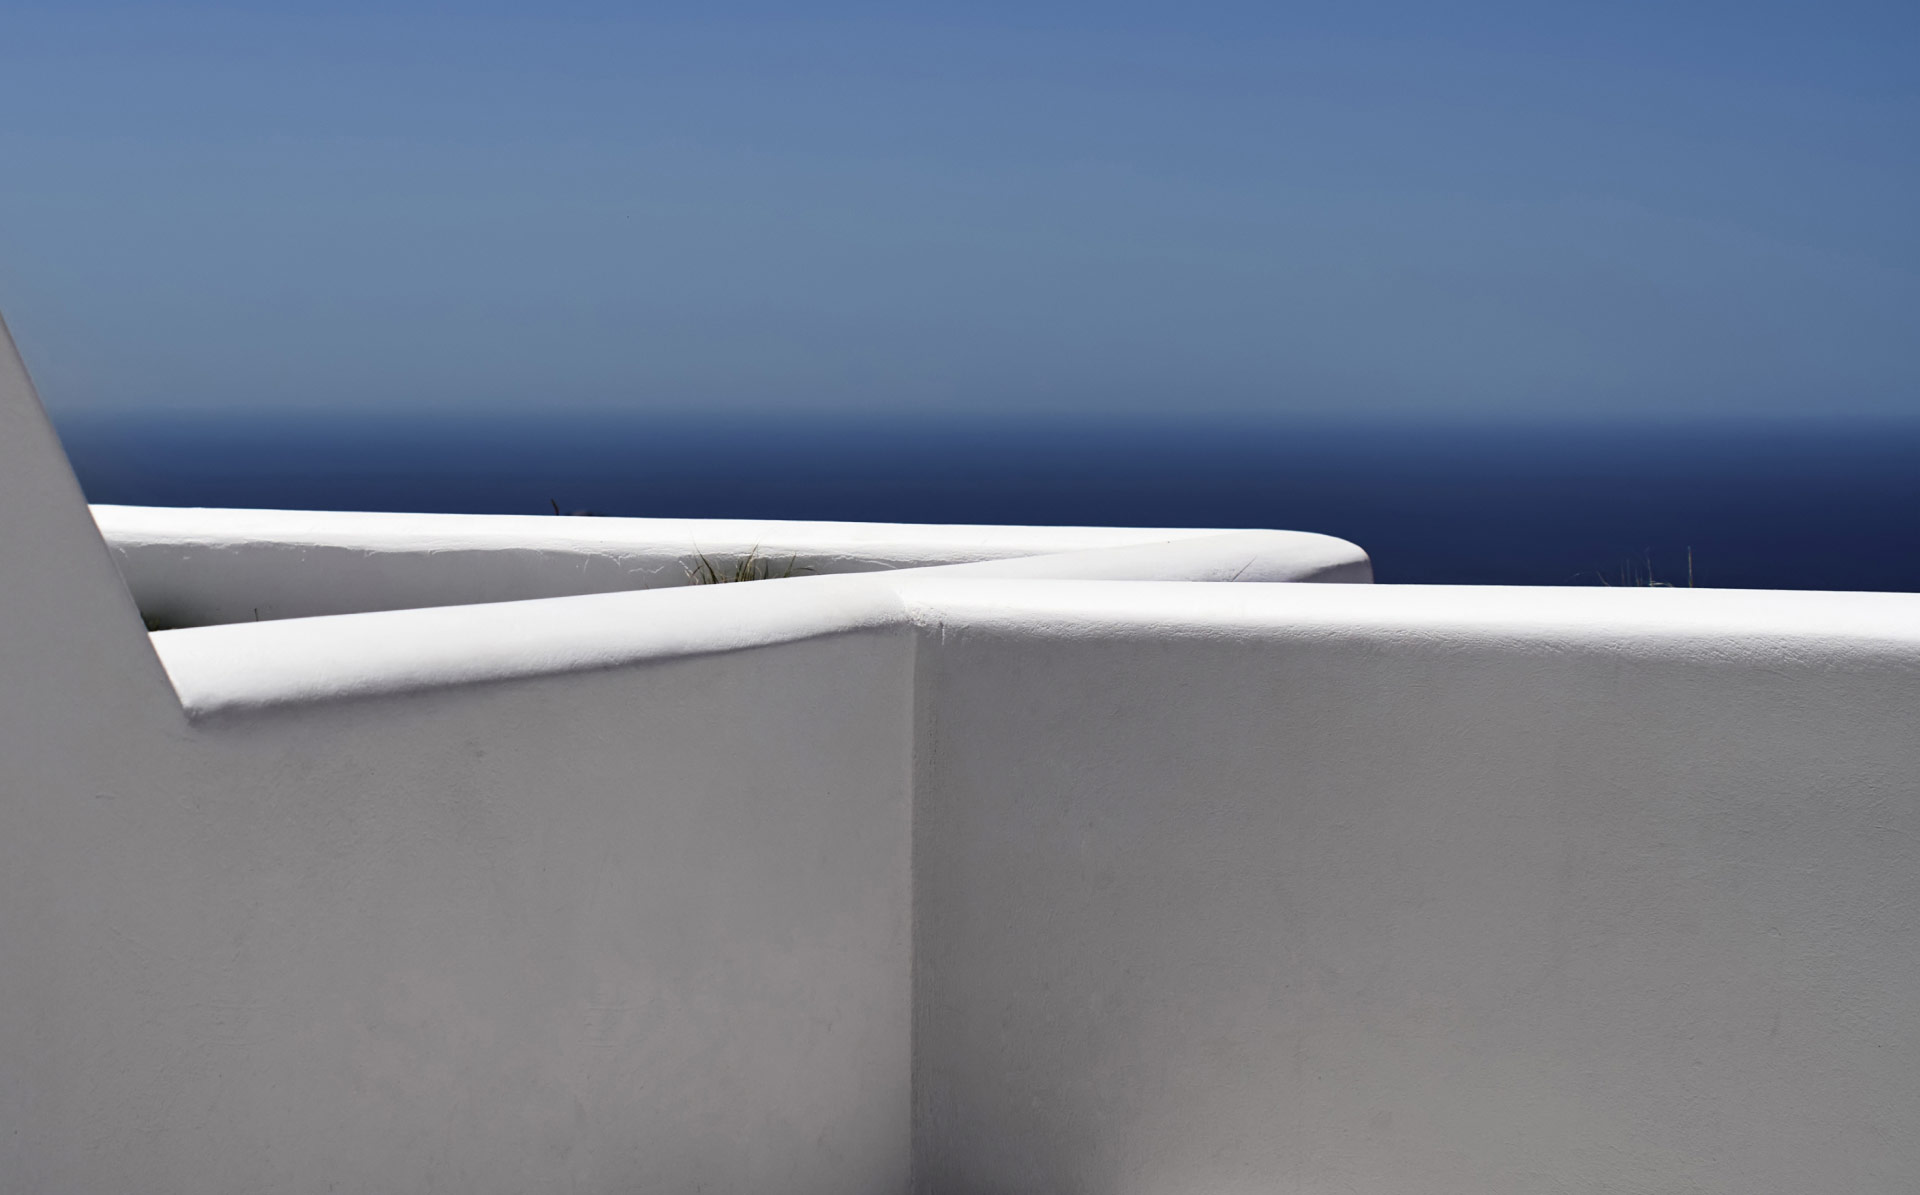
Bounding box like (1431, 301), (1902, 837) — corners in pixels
(684, 547), (804, 585)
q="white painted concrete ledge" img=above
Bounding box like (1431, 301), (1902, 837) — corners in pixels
(96, 503), (1366, 628)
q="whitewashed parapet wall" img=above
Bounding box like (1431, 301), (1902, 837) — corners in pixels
(4, 312), (1920, 1194)
(92, 504), (1370, 630)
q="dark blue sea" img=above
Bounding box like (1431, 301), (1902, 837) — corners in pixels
(51, 412), (1920, 592)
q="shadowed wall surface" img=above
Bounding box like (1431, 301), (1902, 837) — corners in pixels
(0, 629), (916, 1193)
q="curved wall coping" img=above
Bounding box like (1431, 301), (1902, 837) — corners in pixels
(897, 579), (1920, 665)
(925, 528), (1370, 584)
(147, 528), (1366, 719)
(155, 567), (1920, 722)
(99, 504), (1350, 630)
(93, 504), (1233, 558)
(153, 572), (908, 720)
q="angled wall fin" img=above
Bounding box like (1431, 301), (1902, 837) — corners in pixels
(0, 313), (182, 731)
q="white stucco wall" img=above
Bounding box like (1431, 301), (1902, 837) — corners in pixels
(3, 320), (920, 1193)
(93, 504), (1368, 628)
(7, 626), (917, 1194)
(904, 581), (1920, 1195)
(0, 316), (182, 738)
(7, 313), (1920, 1192)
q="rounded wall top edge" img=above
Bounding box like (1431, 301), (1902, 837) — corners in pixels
(893, 577), (1920, 662)
(89, 503), (1238, 555)
(141, 531), (1374, 717)
(151, 570), (912, 723)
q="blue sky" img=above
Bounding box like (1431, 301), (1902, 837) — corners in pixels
(2, 1), (1915, 415)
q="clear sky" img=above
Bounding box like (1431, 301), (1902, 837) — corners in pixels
(2, 1), (1915, 415)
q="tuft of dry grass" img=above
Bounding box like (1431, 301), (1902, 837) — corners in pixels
(684, 547), (804, 585)
(1594, 547), (1695, 588)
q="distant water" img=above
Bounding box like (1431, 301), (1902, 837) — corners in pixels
(51, 411), (1920, 592)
